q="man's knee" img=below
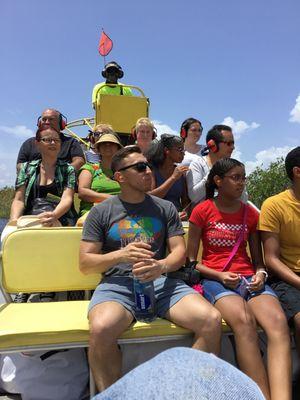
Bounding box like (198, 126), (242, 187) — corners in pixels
(89, 317), (119, 348)
(88, 303), (132, 345)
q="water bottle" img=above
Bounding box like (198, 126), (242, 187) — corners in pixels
(133, 277), (156, 322)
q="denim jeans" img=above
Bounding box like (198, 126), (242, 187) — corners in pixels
(94, 347), (265, 400)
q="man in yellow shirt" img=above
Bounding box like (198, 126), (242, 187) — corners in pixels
(259, 147), (300, 378)
(92, 61), (132, 109)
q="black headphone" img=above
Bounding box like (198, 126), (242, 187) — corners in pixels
(37, 111), (67, 131)
(102, 61), (124, 79)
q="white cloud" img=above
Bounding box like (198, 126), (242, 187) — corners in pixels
(231, 146), (242, 161)
(221, 116), (260, 139)
(0, 125), (33, 138)
(289, 94), (300, 123)
(244, 145), (293, 175)
(152, 120), (178, 138)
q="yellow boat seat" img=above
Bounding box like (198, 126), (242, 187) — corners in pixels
(0, 226), (230, 354)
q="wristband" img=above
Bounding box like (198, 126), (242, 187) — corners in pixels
(256, 270), (268, 282)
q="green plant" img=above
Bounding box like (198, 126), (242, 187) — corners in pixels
(247, 158), (290, 209)
(0, 186), (14, 218)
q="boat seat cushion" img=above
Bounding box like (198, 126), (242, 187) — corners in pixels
(0, 301), (232, 352)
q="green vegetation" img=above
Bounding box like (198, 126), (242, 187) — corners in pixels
(0, 186), (14, 218)
(247, 157), (290, 209)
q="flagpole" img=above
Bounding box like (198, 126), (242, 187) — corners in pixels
(102, 28), (106, 67)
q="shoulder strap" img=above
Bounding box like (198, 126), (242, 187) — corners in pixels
(120, 85), (124, 95)
(221, 204), (248, 272)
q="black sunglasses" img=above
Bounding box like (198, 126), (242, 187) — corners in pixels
(118, 161), (152, 173)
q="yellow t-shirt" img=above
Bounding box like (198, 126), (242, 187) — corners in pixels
(259, 189), (300, 273)
(92, 83), (133, 105)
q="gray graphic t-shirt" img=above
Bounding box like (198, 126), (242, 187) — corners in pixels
(82, 194), (184, 277)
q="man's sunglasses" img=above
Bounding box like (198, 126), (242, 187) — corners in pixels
(118, 161), (152, 173)
(220, 140), (235, 146)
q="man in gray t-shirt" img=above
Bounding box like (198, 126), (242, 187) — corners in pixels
(79, 146), (222, 393)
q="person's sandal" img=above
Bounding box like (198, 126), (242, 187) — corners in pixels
(13, 292), (30, 303)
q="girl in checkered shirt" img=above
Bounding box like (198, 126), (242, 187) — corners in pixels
(187, 158), (291, 400)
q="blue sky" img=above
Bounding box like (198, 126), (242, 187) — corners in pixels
(1, 0), (299, 186)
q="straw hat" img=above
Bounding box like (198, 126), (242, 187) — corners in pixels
(95, 133), (123, 150)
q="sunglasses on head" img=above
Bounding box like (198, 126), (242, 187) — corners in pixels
(118, 161), (152, 173)
(92, 131), (103, 138)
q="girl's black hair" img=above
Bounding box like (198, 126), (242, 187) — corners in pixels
(180, 118), (203, 141)
(145, 134), (183, 167)
(205, 158), (244, 199)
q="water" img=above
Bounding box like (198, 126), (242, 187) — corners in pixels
(133, 278), (156, 322)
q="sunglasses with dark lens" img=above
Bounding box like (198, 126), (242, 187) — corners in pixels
(223, 174), (247, 183)
(220, 140), (235, 147)
(118, 161), (152, 173)
(92, 131), (103, 138)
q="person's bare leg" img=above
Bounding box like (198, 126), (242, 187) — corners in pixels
(248, 295), (292, 400)
(294, 312), (300, 358)
(215, 295), (270, 400)
(293, 312), (300, 393)
(88, 301), (134, 392)
(165, 293), (222, 355)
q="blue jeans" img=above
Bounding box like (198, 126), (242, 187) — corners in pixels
(202, 277), (277, 304)
(94, 347), (265, 400)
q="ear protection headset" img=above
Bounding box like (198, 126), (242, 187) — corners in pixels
(201, 139), (220, 156)
(102, 61), (124, 79)
(37, 111), (67, 131)
(180, 126), (187, 139)
(180, 118), (203, 139)
(207, 139), (219, 153)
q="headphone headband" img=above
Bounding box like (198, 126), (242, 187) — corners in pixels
(37, 111), (67, 131)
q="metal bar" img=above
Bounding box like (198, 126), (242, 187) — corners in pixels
(0, 342), (88, 354)
(66, 117), (95, 129)
(64, 127), (88, 146)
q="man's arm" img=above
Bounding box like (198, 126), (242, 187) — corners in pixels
(132, 235), (186, 282)
(16, 138), (33, 171)
(261, 231), (300, 289)
(70, 156), (85, 170)
(79, 240), (155, 275)
(68, 139), (85, 170)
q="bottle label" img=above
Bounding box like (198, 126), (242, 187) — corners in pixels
(136, 292), (151, 311)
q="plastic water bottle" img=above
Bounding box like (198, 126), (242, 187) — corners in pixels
(133, 278), (156, 322)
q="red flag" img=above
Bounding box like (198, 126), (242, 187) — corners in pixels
(98, 30), (113, 56)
